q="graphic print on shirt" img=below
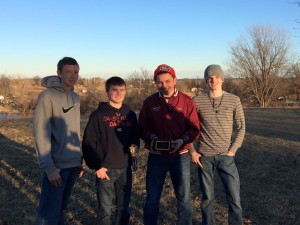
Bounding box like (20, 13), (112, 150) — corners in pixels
(103, 113), (132, 127)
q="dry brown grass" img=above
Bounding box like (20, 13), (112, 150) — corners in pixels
(0, 108), (299, 225)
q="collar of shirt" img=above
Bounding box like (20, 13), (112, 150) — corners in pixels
(158, 88), (178, 99)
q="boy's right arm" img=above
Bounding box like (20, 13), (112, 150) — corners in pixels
(33, 93), (57, 175)
(82, 112), (103, 170)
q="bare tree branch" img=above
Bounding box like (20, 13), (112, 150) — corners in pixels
(229, 25), (297, 107)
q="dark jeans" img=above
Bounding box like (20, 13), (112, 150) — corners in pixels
(96, 167), (132, 225)
(143, 153), (192, 225)
(35, 167), (79, 225)
(198, 155), (242, 225)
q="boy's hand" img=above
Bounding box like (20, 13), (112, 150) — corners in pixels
(47, 168), (62, 187)
(78, 167), (84, 178)
(226, 151), (235, 157)
(170, 139), (184, 153)
(96, 167), (110, 180)
(190, 151), (203, 168)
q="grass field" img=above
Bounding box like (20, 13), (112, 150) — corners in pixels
(0, 108), (299, 225)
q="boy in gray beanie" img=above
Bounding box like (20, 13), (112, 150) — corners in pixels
(191, 64), (245, 225)
(204, 64), (224, 82)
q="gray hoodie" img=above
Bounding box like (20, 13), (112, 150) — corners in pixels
(33, 76), (81, 175)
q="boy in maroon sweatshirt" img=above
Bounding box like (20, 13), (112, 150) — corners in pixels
(138, 64), (200, 225)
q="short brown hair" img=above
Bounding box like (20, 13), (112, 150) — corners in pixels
(57, 57), (79, 72)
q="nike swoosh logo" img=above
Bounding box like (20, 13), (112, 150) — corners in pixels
(62, 105), (74, 113)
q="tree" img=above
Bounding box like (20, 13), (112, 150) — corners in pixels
(125, 68), (156, 111)
(0, 75), (11, 95)
(289, 64), (300, 100)
(80, 90), (106, 115)
(229, 25), (297, 107)
(32, 76), (41, 86)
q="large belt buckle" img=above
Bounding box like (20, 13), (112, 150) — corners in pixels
(152, 139), (171, 151)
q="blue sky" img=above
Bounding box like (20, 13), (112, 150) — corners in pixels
(0, 0), (300, 79)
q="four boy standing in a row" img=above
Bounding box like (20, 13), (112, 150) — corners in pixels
(33, 57), (245, 225)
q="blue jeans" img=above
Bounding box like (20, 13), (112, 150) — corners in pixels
(96, 167), (132, 225)
(35, 167), (79, 225)
(198, 155), (242, 225)
(143, 153), (192, 225)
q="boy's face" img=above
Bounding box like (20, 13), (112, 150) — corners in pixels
(155, 72), (176, 97)
(57, 64), (79, 89)
(206, 75), (223, 91)
(107, 85), (126, 105)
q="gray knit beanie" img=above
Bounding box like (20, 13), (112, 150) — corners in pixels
(204, 64), (224, 81)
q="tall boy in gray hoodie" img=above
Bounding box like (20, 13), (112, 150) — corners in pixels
(33, 57), (82, 225)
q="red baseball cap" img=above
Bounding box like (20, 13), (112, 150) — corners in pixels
(154, 64), (176, 81)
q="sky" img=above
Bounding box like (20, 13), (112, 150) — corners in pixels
(0, 0), (300, 79)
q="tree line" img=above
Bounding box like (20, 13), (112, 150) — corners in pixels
(0, 25), (299, 115)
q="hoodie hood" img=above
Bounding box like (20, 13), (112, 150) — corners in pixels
(41, 75), (74, 92)
(41, 76), (61, 88)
